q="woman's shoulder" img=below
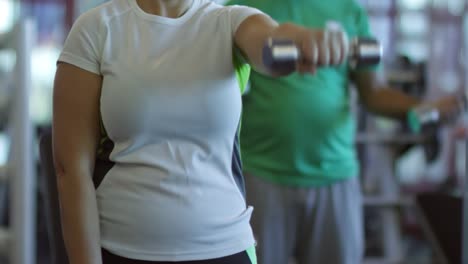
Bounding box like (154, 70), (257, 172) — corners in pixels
(73, 0), (132, 29)
(195, 0), (262, 19)
(194, 0), (225, 15)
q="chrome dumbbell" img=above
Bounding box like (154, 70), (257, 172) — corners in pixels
(262, 37), (383, 72)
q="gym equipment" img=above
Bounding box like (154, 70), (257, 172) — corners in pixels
(262, 37), (382, 72)
(463, 15), (468, 264)
(417, 17), (468, 264)
(0, 19), (37, 264)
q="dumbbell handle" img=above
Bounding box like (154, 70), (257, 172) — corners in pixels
(262, 37), (382, 72)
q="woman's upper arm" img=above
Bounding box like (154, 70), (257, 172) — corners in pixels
(234, 14), (278, 74)
(52, 63), (102, 177)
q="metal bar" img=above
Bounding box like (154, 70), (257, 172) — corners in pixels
(10, 19), (36, 264)
(363, 195), (413, 208)
(374, 146), (403, 262)
(462, 5), (468, 264)
(355, 132), (427, 144)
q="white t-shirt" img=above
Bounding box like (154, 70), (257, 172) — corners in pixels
(58, 0), (262, 261)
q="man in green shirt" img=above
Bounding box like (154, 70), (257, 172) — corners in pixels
(226, 0), (458, 263)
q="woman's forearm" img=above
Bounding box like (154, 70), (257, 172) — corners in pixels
(57, 170), (102, 264)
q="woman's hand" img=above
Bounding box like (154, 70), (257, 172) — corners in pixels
(293, 23), (349, 74)
(235, 14), (349, 76)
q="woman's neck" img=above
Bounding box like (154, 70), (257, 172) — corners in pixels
(135, 0), (193, 18)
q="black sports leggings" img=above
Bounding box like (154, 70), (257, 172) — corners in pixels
(101, 249), (253, 264)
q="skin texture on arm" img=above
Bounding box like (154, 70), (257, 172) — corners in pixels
(52, 63), (103, 264)
(234, 14), (348, 76)
(351, 70), (420, 119)
(352, 70), (460, 120)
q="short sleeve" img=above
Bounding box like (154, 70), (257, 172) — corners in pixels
(58, 11), (104, 75)
(226, 5), (263, 36)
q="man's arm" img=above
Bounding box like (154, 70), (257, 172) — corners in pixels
(352, 70), (459, 120)
(234, 14), (348, 76)
(53, 63), (103, 264)
(351, 70), (419, 119)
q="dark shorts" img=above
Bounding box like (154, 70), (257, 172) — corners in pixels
(102, 248), (255, 264)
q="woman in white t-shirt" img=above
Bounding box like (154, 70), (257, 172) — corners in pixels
(52, 0), (348, 263)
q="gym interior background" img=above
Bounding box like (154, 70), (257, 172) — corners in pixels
(0, 0), (467, 263)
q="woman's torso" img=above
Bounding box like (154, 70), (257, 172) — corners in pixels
(87, 0), (255, 261)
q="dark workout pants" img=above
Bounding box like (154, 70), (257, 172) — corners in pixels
(102, 248), (254, 264)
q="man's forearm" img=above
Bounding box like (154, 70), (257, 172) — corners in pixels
(57, 173), (103, 264)
(363, 87), (420, 119)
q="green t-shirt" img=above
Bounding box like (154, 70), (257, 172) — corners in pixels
(227, 0), (375, 186)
